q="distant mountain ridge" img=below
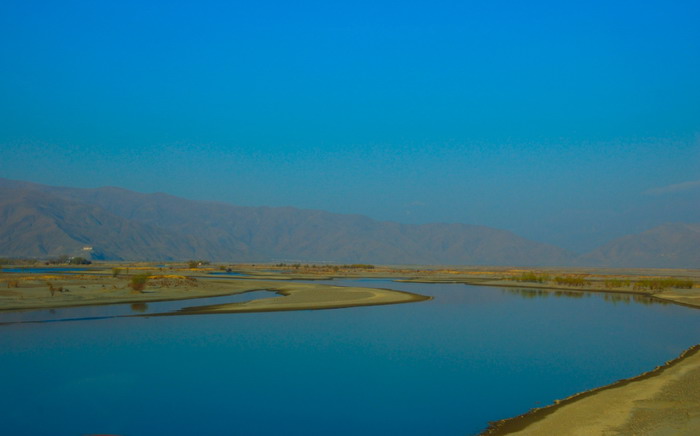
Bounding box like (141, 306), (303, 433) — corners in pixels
(0, 178), (698, 267)
(579, 223), (700, 268)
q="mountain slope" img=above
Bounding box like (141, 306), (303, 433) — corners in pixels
(0, 178), (575, 265)
(0, 186), (229, 260)
(579, 223), (700, 268)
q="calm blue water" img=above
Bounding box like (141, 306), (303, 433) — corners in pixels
(0, 290), (277, 324)
(1, 280), (699, 436)
(207, 271), (248, 277)
(1, 267), (88, 273)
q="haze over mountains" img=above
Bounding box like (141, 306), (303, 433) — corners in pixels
(0, 178), (698, 268)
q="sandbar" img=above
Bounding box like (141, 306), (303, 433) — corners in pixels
(0, 272), (429, 314)
(171, 281), (429, 315)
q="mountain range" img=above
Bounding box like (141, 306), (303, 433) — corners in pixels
(0, 178), (698, 268)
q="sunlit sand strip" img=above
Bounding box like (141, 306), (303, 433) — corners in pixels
(482, 345), (700, 436)
(169, 282), (431, 315)
(0, 278), (429, 313)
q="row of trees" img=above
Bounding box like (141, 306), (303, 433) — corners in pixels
(45, 255), (92, 265)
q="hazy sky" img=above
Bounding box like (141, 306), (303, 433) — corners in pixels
(1, 0), (699, 252)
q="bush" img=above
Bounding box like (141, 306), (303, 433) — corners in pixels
(130, 274), (150, 292)
(604, 279), (631, 288)
(633, 278), (694, 291)
(46, 255), (70, 265)
(187, 260), (210, 268)
(553, 276), (587, 287)
(514, 272), (550, 283)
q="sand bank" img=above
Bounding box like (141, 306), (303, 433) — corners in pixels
(171, 281), (429, 315)
(0, 274), (428, 313)
(482, 345), (700, 435)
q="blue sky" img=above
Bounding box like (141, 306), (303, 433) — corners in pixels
(1, 0), (699, 251)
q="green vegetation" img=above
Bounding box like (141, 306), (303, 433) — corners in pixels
(633, 278), (694, 291)
(67, 256), (92, 265)
(513, 272), (551, 283)
(46, 255), (70, 265)
(43, 255), (91, 265)
(510, 273), (694, 292)
(0, 258), (39, 266)
(112, 267), (121, 278)
(601, 278), (693, 291)
(553, 276), (587, 287)
(603, 279), (632, 288)
(147, 275), (198, 288)
(129, 274), (150, 292)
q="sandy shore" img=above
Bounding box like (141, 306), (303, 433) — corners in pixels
(482, 345), (700, 435)
(171, 281), (428, 315)
(397, 270), (700, 435)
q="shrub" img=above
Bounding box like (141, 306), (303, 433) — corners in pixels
(68, 257), (92, 265)
(130, 274), (150, 292)
(513, 272), (550, 283)
(604, 279), (631, 288)
(46, 255), (70, 265)
(633, 278), (694, 291)
(553, 276), (587, 287)
(47, 282), (64, 296)
(187, 260), (210, 268)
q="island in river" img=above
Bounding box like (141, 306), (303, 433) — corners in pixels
(1, 262), (699, 435)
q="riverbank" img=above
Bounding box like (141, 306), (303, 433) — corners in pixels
(482, 345), (700, 435)
(395, 267), (700, 309)
(401, 276), (700, 309)
(0, 273), (428, 313)
(394, 271), (700, 435)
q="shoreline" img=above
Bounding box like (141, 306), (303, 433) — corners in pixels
(155, 284), (430, 316)
(399, 277), (700, 310)
(481, 345), (700, 435)
(0, 274), (430, 315)
(393, 275), (700, 434)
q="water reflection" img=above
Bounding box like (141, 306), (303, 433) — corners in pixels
(0, 290), (276, 324)
(602, 292), (667, 306)
(501, 287), (665, 305)
(501, 287), (590, 300)
(131, 302), (149, 313)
